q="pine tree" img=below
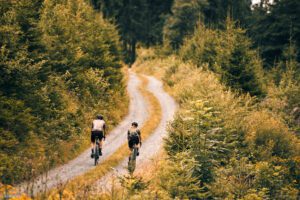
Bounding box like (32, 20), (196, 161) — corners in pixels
(143, 0), (173, 46)
(159, 152), (206, 199)
(220, 21), (265, 96)
(163, 0), (208, 50)
(248, 0), (300, 66)
(203, 0), (251, 27)
(180, 20), (265, 96)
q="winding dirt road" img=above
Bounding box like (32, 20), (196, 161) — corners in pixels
(94, 75), (177, 192)
(19, 71), (148, 195)
(19, 71), (177, 196)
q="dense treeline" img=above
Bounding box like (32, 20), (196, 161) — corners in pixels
(164, 0), (252, 50)
(162, 0), (300, 98)
(0, 0), (127, 185)
(90, 0), (173, 64)
(92, 0), (300, 69)
(92, 0), (254, 64)
(249, 0), (300, 67)
(164, 0), (300, 67)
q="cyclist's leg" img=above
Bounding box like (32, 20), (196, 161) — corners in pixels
(98, 131), (104, 155)
(98, 141), (103, 156)
(99, 139), (103, 155)
(128, 139), (134, 161)
(91, 131), (96, 157)
(136, 141), (140, 156)
(99, 131), (104, 148)
(128, 139), (134, 151)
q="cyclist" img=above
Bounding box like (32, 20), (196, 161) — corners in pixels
(91, 114), (106, 158)
(127, 122), (141, 156)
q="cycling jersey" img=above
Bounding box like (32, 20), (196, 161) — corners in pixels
(92, 119), (105, 131)
(127, 128), (141, 149)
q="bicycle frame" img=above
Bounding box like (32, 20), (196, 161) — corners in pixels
(128, 144), (138, 174)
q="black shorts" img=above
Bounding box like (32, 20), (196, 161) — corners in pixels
(91, 131), (104, 143)
(128, 136), (140, 149)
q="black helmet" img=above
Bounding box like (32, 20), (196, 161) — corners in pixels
(132, 122), (138, 127)
(97, 114), (103, 120)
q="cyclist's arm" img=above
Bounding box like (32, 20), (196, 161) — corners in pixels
(103, 123), (106, 137)
(127, 130), (130, 140)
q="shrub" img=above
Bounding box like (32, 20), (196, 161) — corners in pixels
(245, 111), (298, 159)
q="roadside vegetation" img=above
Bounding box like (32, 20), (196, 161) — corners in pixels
(134, 45), (300, 199)
(131, 1), (300, 198)
(130, 1), (300, 197)
(0, 0), (128, 187)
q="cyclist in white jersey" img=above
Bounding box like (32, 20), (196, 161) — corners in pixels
(91, 114), (106, 158)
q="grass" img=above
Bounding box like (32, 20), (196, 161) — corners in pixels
(37, 72), (162, 199)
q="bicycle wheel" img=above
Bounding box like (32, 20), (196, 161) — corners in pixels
(132, 147), (137, 161)
(128, 146), (137, 173)
(94, 141), (99, 166)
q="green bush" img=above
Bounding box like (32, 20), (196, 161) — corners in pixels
(158, 152), (205, 199)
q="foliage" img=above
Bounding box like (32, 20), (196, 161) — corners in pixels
(262, 43), (300, 133)
(180, 19), (265, 97)
(95, 0), (173, 64)
(163, 0), (208, 50)
(163, 0), (252, 50)
(133, 49), (300, 199)
(203, 0), (252, 27)
(244, 111), (298, 160)
(0, 183), (31, 200)
(119, 175), (149, 197)
(158, 152), (206, 199)
(0, 0), (127, 185)
(248, 0), (300, 66)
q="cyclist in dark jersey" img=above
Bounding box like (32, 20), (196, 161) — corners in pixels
(127, 122), (141, 156)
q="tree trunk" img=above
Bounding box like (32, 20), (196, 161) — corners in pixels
(130, 38), (136, 66)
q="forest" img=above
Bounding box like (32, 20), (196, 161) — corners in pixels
(1, 0), (300, 199)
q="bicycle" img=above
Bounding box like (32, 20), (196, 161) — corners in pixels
(128, 144), (138, 174)
(94, 137), (101, 166)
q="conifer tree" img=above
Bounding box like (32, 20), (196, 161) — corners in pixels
(249, 0), (300, 66)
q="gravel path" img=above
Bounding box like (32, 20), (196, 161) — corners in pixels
(94, 75), (177, 193)
(18, 71), (149, 195)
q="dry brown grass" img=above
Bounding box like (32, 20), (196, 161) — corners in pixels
(38, 72), (162, 199)
(133, 48), (174, 80)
